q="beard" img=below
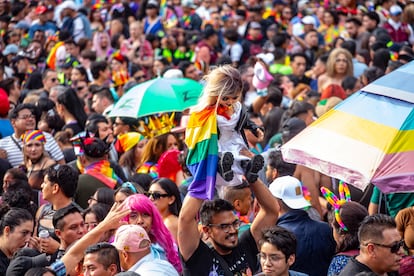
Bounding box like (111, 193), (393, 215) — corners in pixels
(212, 233), (239, 252)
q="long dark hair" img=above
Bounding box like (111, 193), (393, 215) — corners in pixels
(151, 178), (182, 216)
(329, 201), (368, 253)
(57, 87), (87, 129)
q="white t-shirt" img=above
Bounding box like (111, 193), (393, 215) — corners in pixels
(0, 132), (64, 167)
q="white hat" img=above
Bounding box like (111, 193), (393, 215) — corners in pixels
(298, 0), (309, 9)
(182, 0), (196, 8)
(302, 15), (316, 25)
(269, 176), (311, 209)
(256, 53), (274, 66)
(60, 0), (77, 11)
(390, 5), (403, 16)
(163, 69), (183, 78)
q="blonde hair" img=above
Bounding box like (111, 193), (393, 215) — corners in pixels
(326, 48), (353, 78)
(191, 65), (244, 112)
(403, 4), (414, 24)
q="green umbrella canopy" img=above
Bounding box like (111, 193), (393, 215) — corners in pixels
(109, 78), (203, 118)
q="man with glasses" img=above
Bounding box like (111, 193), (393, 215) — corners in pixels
(178, 176), (279, 275)
(0, 104), (64, 167)
(339, 214), (404, 276)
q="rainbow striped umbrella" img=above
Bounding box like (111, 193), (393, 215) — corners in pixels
(281, 62), (414, 193)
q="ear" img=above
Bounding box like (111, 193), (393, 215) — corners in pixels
(3, 226), (10, 236)
(10, 119), (17, 128)
(366, 243), (376, 256)
(272, 168), (278, 180)
(233, 199), (241, 211)
(167, 195), (176, 206)
(107, 263), (118, 274)
(52, 183), (60, 194)
(201, 225), (211, 237)
(55, 229), (62, 240)
(122, 251), (129, 263)
(287, 254), (295, 267)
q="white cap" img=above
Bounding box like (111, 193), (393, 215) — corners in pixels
(163, 69), (183, 78)
(256, 53), (274, 66)
(302, 15), (316, 25)
(60, 0), (77, 11)
(298, 0), (309, 9)
(390, 5), (402, 16)
(182, 0), (196, 8)
(269, 176), (311, 209)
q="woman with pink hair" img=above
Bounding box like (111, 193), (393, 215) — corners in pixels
(92, 31), (113, 61)
(121, 194), (182, 273)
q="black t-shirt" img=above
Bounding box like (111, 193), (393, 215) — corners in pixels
(0, 249), (10, 275)
(339, 257), (398, 276)
(182, 230), (259, 276)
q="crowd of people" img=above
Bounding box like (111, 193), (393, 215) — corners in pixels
(0, 0), (414, 275)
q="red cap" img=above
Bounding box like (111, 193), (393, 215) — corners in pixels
(35, 6), (48, 15)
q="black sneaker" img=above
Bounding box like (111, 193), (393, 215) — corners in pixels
(245, 155), (264, 183)
(218, 152), (234, 181)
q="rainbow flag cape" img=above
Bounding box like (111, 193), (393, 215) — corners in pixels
(185, 107), (218, 200)
(46, 41), (64, 70)
(85, 160), (121, 189)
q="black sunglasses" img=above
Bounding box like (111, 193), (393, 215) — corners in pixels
(146, 191), (169, 200)
(367, 240), (405, 254)
(135, 75), (145, 81)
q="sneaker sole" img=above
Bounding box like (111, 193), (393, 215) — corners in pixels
(246, 155), (264, 183)
(219, 152), (234, 181)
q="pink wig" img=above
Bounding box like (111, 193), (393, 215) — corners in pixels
(122, 194), (182, 272)
(92, 31), (113, 61)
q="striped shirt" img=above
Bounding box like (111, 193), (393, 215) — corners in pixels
(0, 132), (64, 167)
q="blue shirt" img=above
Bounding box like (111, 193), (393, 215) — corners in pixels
(277, 209), (336, 276)
(129, 251), (179, 276)
(353, 58), (368, 78)
(0, 119), (13, 139)
(28, 22), (58, 38)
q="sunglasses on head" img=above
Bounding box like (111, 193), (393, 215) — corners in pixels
(145, 191), (169, 200)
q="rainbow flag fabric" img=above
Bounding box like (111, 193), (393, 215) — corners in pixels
(185, 107), (219, 200)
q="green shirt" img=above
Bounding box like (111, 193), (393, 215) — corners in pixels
(370, 186), (414, 217)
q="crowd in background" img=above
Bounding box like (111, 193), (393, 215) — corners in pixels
(0, 0), (414, 275)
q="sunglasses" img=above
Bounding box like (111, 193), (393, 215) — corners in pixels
(146, 191), (169, 200)
(77, 86), (86, 91)
(367, 240), (405, 254)
(135, 75), (145, 81)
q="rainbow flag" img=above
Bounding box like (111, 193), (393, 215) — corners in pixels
(46, 41), (64, 70)
(185, 107), (219, 200)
